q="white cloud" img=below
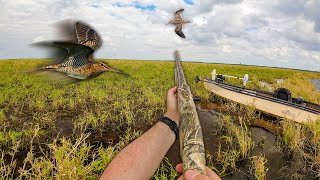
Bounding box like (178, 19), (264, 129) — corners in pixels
(0, 0), (319, 71)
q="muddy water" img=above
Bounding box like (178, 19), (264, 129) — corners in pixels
(253, 118), (282, 135)
(199, 101), (225, 111)
(311, 79), (320, 91)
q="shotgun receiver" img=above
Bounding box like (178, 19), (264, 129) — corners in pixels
(174, 51), (206, 174)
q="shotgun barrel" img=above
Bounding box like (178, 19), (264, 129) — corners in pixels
(174, 51), (206, 174)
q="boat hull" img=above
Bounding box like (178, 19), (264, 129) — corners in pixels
(204, 82), (319, 123)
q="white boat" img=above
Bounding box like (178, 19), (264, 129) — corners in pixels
(198, 77), (320, 124)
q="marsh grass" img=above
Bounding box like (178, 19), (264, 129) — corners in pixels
(212, 113), (255, 177)
(279, 118), (320, 179)
(1, 126), (141, 179)
(0, 59), (319, 179)
(152, 157), (178, 180)
(215, 145), (241, 177)
(250, 155), (268, 180)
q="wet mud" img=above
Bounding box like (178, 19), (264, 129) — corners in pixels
(231, 127), (285, 180)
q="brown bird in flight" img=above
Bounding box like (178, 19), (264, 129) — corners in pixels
(166, 9), (190, 38)
(40, 21), (126, 80)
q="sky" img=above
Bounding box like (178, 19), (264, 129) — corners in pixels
(0, 0), (319, 71)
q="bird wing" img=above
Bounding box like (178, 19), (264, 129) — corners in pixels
(174, 9), (184, 20)
(175, 25), (185, 38)
(53, 42), (94, 68)
(75, 21), (102, 51)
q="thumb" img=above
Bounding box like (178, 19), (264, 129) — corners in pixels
(184, 170), (209, 180)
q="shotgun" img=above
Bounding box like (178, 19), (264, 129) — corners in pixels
(174, 51), (206, 174)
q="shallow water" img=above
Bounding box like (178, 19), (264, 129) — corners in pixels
(311, 79), (320, 91)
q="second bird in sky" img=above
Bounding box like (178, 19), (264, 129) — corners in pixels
(166, 9), (190, 38)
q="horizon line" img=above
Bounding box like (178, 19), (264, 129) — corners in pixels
(0, 58), (319, 73)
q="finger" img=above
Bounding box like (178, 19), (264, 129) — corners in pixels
(205, 167), (221, 180)
(172, 86), (177, 94)
(168, 86), (177, 95)
(175, 163), (183, 173)
(185, 170), (209, 180)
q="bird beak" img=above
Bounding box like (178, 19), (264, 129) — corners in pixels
(105, 67), (129, 76)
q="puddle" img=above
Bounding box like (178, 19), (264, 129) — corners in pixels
(199, 101), (225, 110)
(252, 118), (282, 135)
(311, 79), (320, 91)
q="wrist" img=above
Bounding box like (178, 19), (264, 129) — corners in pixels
(159, 116), (179, 140)
(164, 112), (180, 126)
(156, 122), (176, 142)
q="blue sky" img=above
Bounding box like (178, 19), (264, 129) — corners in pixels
(0, 0), (319, 71)
(113, 2), (156, 10)
(184, 0), (194, 5)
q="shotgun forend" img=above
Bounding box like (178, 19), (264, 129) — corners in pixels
(174, 51), (206, 174)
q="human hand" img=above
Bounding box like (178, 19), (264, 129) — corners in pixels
(175, 163), (221, 180)
(164, 87), (180, 125)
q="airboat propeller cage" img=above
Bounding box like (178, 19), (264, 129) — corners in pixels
(211, 69), (249, 86)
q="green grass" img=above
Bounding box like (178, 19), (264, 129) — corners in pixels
(250, 155), (268, 180)
(279, 118), (320, 179)
(152, 157), (178, 180)
(0, 59), (319, 179)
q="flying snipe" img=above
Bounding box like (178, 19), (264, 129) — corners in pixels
(40, 21), (126, 80)
(166, 9), (190, 38)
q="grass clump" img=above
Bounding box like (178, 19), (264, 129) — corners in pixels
(279, 119), (320, 179)
(212, 114), (255, 177)
(215, 145), (241, 177)
(250, 155), (268, 180)
(217, 115), (254, 158)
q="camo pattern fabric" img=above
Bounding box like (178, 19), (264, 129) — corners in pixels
(174, 51), (206, 174)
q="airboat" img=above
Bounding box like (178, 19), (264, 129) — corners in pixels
(196, 70), (320, 124)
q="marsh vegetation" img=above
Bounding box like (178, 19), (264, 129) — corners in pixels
(0, 59), (319, 179)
